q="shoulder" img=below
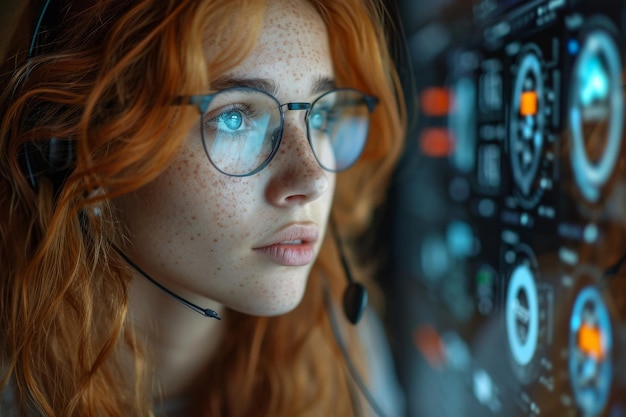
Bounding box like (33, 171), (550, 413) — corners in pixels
(358, 308), (406, 417)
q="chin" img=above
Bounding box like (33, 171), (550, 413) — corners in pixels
(228, 289), (307, 317)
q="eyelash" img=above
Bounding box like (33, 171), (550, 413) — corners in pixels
(204, 103), (257, 129)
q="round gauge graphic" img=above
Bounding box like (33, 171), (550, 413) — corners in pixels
(569, 29), (623, 202)
(509, 49), (545, 208)
(569, 286), (612, 417)
(450, 77), (477, 173)
(506, 263), (540, 368)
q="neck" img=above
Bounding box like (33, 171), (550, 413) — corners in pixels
(126, 274), (224, 403)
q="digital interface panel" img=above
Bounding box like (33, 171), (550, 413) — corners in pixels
(387, 0), (626, 416)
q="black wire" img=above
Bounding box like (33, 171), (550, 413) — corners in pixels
(323, 283), (390, 417)
(329, 215), (356, 285)
(29, 0), (53, 59)
(111, 244), (221, 320)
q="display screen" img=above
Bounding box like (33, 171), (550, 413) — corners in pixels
(386, 1), (626, 416)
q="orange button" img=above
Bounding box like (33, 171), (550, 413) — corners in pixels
(520, 91), (537, 116)
(578, 323), (604, 360)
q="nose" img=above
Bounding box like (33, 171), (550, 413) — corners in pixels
(264, 115), (330, 206)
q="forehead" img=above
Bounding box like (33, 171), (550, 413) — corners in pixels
(207, 0), (333, 94)
(260, 0), (328, 46)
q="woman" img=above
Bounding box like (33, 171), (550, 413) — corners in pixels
(0, 0), (406, 415)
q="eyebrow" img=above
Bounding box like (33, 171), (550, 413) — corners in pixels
(311, 76), (337, 95)
(210, 76), (336, 98)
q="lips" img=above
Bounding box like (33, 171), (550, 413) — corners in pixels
(253, 224), (319, 266)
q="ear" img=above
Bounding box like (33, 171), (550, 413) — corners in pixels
(20, 138), (75, 192)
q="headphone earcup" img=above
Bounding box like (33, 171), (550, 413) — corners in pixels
(20, 138), (75, 193)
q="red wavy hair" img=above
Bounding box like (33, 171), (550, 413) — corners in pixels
(0, 0), (405, 416)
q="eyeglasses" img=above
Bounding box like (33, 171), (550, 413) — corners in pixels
(175, 87), (378, 176)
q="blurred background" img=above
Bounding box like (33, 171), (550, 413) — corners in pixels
(5, 0), (626, 416)
(380, 0), (626, 416)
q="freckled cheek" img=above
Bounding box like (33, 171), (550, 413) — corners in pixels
(167, 149), (261, 237)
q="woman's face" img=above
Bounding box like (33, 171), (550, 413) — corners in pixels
(117, 0), (335, 316)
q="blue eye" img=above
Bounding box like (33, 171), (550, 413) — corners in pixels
(309, 112), (323, 130)
(309, 109), (330, 131)
(220, 111), (243, 131)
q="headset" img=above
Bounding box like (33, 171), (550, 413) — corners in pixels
(20, 0), (75, 194)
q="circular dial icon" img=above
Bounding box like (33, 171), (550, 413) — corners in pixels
(509, 50), (545, 207)
(506, 263), (540, 367)
(569, 29), (623, 202)
(569, 286), (612, 417)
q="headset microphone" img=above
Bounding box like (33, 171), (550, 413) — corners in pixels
(342, 275), (368, 325)
(111, 244), (221, 320)
(330, 216), (368, 325)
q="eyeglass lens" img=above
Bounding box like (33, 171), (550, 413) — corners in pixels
(200, 87), (373, 176)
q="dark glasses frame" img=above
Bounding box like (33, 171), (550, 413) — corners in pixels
(175, 87), (379, 177)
